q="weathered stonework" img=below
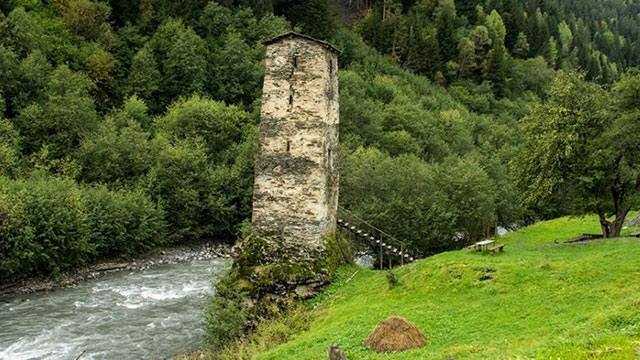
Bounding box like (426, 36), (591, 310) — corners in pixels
(205, 34), (344, 348)
(252, 32), (340, 251)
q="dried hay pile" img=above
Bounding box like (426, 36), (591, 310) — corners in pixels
(364, 316), (427, 353)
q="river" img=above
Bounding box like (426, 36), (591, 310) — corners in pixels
(0, 258), (231, 360)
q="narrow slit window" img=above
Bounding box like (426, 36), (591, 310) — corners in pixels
(293, 55), (298, 68)
(286, 140), (291, 153)
(289, 94), (294, 106)
(329, 59), (333, 74)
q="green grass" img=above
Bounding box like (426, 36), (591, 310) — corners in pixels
(252, 215), (640, 359)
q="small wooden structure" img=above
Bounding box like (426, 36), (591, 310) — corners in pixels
(468, 240), (505, 254)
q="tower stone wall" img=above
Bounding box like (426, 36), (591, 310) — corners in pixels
(252, 32), (339, 250)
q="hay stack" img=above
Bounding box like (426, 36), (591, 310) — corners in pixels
(364, 316), (427, 353)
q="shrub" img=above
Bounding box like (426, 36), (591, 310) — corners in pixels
(146, 138), (235, 243)
(340, 148), (457, 256)
(204, 268), (248, 349)
(15, 65), (98, 158)
(0, 175), (92, 278)
(156, 94), (251, 162)
(0, 119), (20, 177)
(0, 175), (167, 281)
(386, 270), (399, 289)
(0, 183), (34, 279)
(76, 118), (156, 186)
(82, 185), (166, 258)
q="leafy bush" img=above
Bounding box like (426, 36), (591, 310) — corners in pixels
(0, 183), (34, 279)
(146, 138), (235, 243)
(0, 175), (91, 278)
(0, 175), (167, 281)
(204, 268), (248, 349)
(156, 94), (251, 162)
(76, 118), (156, 186)
(0, 119), (20, 177)
(434, 156), (497, 241)
(82, 185), (166, 258)
(386, 270), (399, 289)
(340, 148), (457, 255)
(15, 65), (97, 158)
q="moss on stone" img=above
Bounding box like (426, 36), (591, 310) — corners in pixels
(205, 232), (353, 350)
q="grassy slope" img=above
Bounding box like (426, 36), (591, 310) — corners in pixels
(255, 215), (640, 359)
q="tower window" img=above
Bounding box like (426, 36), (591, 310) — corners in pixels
(286, 140), (291, 153)
(293, 55), (298, 68)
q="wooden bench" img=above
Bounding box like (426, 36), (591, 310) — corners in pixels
(468, 240), (502, 253)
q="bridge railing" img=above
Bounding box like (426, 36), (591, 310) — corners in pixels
(336, 206), (417, 269)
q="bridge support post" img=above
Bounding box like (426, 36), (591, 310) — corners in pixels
(379, 234), (383, 270)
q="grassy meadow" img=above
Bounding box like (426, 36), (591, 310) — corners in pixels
(234, 215), (640, 359)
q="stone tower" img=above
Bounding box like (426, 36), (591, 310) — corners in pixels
(252, 32), (339, 251)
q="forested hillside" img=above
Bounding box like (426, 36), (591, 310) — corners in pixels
(1, 0), (639, 280)
(356, 0), (640, 86)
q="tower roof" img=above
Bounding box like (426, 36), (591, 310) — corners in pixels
(263, 31), (340, 54)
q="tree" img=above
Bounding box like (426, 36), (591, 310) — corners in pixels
(434, 0), (457, 62)
(405, 23), (440, 77)
(162, 23), (208, 107)
(146, 138), (235, 243)
(53, 0), (113, 43)
(513, 32), (530, 58)
(457, 36), (476, 79)
(558, 21), (573, 66)
(470, 25), (491, 78)
(76, 116), (155, 186)
(210, 32), (263, 106)
(126, 45), (161, 107)
(15, 65), (97, 158)
(157, 94), (251, 162)
(0, 7), (42, 57)
(0, 45), (21, 117)
(86, 47), (116, 112)
(435, 156), (497, 241)
(545, 36), (558, 69)
(483, 10), (509, 94)
(197, 2), (233, 40)
(514, 71), (640, 238)
(146, 19), (209, 111)
(340, 147), (456, 255)
(274, 0), (336, 40)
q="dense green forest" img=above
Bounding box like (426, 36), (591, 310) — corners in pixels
(1, 0), (640, 280)
(356, 0), (640, 86)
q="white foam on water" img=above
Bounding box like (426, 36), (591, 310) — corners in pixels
(0, 325), (80, 360)
(0, 258), (231, 360)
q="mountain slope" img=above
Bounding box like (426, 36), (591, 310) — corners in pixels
(252, 215), (640, 359)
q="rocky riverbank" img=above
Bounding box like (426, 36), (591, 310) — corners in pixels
(0, 243), (233, 300)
